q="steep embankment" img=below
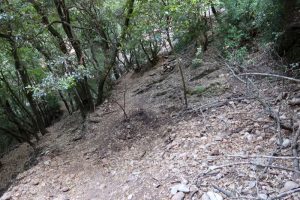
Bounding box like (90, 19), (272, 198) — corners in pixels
(1, 45), (300, 200)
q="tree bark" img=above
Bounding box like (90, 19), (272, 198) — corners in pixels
(31, 40), (72, 114)
(28, 0), (68, 54)
(95, 0), (135, 105)
(9, 39), (47, 135)
(53, 0), (94, 117)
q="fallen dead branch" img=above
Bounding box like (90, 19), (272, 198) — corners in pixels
(239, 73), (300, 83)
(292, 122), (300, 174)
(225, 154), (300, 160)
(189, 190), (198, 200)
(221, 57), (295, 131)
(202, 161), (300, 175)
(271, 187), (300, 200)
(185, 97), (251, 115)
(212, 184), (234, 198)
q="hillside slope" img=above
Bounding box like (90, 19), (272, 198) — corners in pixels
(1, 45), (300, 200)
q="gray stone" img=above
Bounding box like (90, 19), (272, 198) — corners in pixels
(282, 139), (291, 148)
(172, 192), (185, 200)
(61, 187), (70, 192)
(277, 138), (291, 148)
(32, 180), (39, 186)
(258, 193), (268, 200)
(246, 134), (254, 142)
(280, 181), (299, 193)
(171, 187), (178, 195)
(202, 191), (223, 200)
(181, 179), (189, 185)
(171, 184), (190, 194)
(127, 194), (133, 200)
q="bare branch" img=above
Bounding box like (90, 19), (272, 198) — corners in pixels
(239, 73), (300, 83)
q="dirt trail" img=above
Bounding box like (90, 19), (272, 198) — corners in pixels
(1, 46), (300, 200)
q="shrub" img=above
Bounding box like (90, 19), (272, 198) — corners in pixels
(218, 0), (283, 62)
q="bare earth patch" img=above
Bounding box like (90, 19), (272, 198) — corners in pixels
(1, 46), (300, 200)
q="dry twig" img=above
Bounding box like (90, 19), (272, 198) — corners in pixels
(226, 154), (300, 160)
(271, 187), (300, 200)
(292, 122), (300, 173)
(239, 73), (300, 83)
(212, 184), (234, 198)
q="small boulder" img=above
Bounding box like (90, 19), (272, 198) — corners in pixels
(170, 184), (190, 194)
(282, 139), (291, 148)
(171, 192), (185, 200)
(280, 181), (299, 193)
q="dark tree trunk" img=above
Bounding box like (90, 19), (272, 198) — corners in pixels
(211, 5), (217, 16)
(0, 71), (36, 124)
(0, 99), (39, 142)
(31, 41), (72, 114)
(53, 0), (94, 117)
(9, 39), (47, 135)
(28, 0), (68, 54)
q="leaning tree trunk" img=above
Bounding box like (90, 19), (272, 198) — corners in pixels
(95, 0), (135, 105)
(9, 39), (47, 135)
(54, 0), (94, 118)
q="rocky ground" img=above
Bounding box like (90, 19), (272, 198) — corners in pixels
(1, 44), (300, 200)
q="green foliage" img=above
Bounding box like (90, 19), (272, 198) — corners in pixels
(191, 85), (206, 95)
(192, 47), (204, 68)
(218, 0), (283, 62)
(0, 0), (284, 151)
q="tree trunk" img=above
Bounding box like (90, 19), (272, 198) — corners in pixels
(9, 39), (47, 135)
(53, 0), (94, 117)
(0, 99), (39, 142)
(28, 0), (68, 54)
(0, 71), (36, 125)
(31, 40), (72, 115)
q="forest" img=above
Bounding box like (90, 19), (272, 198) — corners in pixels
(0, 0), (300, 199)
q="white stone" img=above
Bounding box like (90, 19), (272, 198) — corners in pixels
(202, 191), (223, 200)
(171, 184), (190, 194)
(280, 181), (299, 193)
(282, 139), (291, 148)
(127, 194), (133, 200)
(246, 134), (254, 142)
(171, 192), (185, 200)
(258, 193), (268, 200)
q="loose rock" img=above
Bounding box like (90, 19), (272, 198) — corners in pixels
(61, 187), (70, 192)
(202, 191), (223, 200)
(258, 193), (268, 200)
(127, 194), (133, 200)
(171, 192), (185, 200)
(282, 139), (291, 148)
(170, 183), (190, 194)
(277, 138), (291, 148)
(32, 180), (39, 186)
(280, 181), (299, 193)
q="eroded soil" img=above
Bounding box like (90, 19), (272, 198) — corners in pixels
(1, 45), (300, 200)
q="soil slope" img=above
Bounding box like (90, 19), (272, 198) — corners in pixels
(1, 45), (300, 200)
